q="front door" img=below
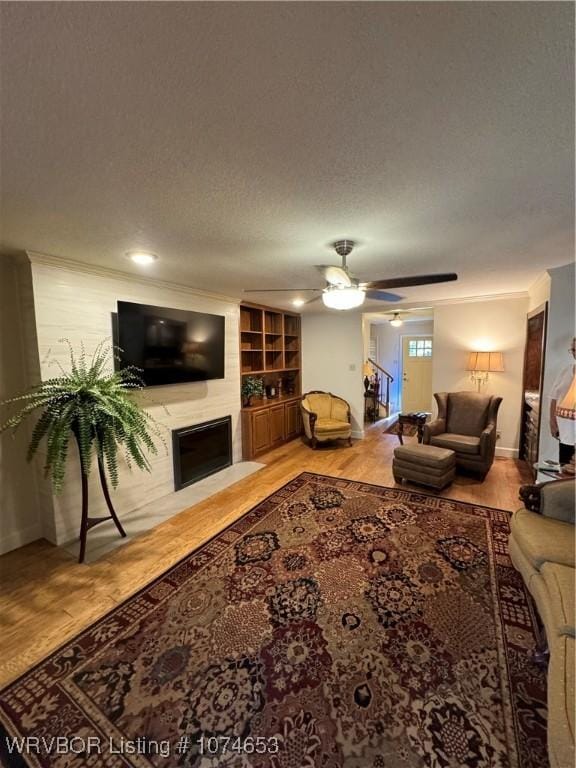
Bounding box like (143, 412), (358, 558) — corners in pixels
(401, 336), (433, 412)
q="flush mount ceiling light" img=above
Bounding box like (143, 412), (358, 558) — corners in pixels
(126, 251), (157, 266)
(292, 298), (305, 307)
(322, 285), (366, 310)
(389, 313), (403, 327)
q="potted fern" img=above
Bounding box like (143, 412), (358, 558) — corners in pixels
(241, 376), (264, 407)
(0, 340), (163, 562)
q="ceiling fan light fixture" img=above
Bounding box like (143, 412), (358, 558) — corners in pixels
(322, 285), (366, 310)
(390, 313), (403, 327)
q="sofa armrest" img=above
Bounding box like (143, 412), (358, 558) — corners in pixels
(300, 402), (317, 440)
(423, 418), (446, 443)
(480, 422), (496, 448)
(541, 479), (576, 524)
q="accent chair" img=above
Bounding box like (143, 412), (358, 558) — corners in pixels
(301, 391), (352, 449)
(422, 391), (502, 478)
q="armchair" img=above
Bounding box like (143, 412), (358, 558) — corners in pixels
(422, 391), (502, 478)
(301, 391), (352, 449)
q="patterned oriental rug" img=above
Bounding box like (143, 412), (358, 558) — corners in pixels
(0, 473), (547, 768)
(384, 422), (418, 438)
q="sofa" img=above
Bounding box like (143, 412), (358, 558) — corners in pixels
(300, 391), (352, 448)
(422, 391), (502, 478)
(508, 479), (575, 768)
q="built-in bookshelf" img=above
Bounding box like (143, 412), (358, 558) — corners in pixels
(239, 302), (302, 458)
(239, 302), (301, 395)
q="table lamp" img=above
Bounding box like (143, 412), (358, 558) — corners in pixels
(556, 373), (576, 473)
(363, 362), (373, 391)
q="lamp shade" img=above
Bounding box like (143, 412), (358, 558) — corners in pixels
(322, 285), (366, 310)
(557, 374), (576, 420)
(362, 362), (373, 377)
(466, 351), (505, 373)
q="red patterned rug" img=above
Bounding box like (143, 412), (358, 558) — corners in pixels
(0, 472), (547, 768)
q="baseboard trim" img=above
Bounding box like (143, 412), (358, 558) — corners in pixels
(495, 447), (519, 459)
(0, 522), (42, 555)
(352, 429), (365, 440)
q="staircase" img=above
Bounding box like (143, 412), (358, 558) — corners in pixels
(364, 358), (393, 422)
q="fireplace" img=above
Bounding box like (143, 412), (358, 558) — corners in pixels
(172, 416), (232, 491)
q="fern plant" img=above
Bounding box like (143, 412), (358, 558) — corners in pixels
(0, 339), (163, 493)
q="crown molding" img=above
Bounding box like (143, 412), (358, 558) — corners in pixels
(362, 290), (529, 319)
(26, 251), (240, 306)
(424, 290), (529, 306)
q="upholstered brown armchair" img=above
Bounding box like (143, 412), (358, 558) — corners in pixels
(301, 391), (352, 449)
(422, 391), (502, 478)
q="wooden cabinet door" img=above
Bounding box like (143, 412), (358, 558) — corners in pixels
(270, 404), (285, 445)
(285, 401), (301, 439)
(253, 411), (270, 453)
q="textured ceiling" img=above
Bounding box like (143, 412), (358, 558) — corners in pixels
(0, 2), (573, 311)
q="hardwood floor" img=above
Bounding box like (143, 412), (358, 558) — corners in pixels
(0, 424), (530, 687)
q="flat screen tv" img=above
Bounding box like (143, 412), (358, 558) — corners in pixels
(116, 301), (225, 386)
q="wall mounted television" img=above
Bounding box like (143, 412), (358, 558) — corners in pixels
(116, 301), (225, 386)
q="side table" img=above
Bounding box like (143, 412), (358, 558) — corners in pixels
(396, 412), (430, 445)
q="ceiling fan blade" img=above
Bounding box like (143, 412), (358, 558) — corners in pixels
(243, 288), (321, 293)
(364, 290), (404, 302)
(362, 273), (458, 290)
(305, 294), (323, 305)
(314, 264), (352, 287)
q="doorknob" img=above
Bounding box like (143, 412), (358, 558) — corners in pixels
(403, 375), (408, 382)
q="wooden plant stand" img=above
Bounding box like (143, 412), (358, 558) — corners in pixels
(74, 431), (126, 563)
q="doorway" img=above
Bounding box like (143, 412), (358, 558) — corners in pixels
(401, 336), (433, 412)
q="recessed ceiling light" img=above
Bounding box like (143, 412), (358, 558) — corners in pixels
(292, 298), (305, 307)
(126, 251), (157, 266)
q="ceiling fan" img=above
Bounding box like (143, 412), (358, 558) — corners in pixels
(244, 240), (457, 310)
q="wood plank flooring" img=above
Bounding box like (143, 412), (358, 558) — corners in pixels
(0, 424), (530, 687)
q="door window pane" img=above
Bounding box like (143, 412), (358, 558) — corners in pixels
(408, 339), (433, 358)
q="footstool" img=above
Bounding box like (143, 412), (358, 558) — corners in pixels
(393, 443), (456, 490)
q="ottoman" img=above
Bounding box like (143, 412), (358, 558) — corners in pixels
(393, 443), (456, 490)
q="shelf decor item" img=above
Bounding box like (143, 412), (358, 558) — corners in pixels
(241, 375), (264, 407)
(0, 339), (163, 562)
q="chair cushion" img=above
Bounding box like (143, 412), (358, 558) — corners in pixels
(314, 418), (351, 435)
(430, 433), (481, 455)
(541, 562), (576, 637)
(510, 509), (576, 570)
(394, 443), (455, 469)
(446, 392), (491, 436)
(331, 397), (350, 423)
(304, 393), (332, 420)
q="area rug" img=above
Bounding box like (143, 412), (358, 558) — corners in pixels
(0, 472), (547, 768)
(384, 422), (418, 438)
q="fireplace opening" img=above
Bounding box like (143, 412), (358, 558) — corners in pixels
(172, 416), (232, 491)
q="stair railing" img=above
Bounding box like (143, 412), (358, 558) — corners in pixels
(367, 358), (393, 417)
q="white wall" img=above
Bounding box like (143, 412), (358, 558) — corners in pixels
(0, 258), (42, 554)
(432, 296), (528, 456)
(527, 272), (551, 312)
(370, 320), (434, 413)
(302, 313), (364, 437)
(539, 261), (576, 462)
(29, 256), (242, 545)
